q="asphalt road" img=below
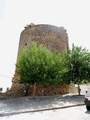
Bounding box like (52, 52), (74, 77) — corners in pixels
(0, 95), (84, 115)
(0, 105), (90, 120)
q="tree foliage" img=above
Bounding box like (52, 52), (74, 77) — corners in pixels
(16, 42), (65, 86)
(68, 45), (90, 84)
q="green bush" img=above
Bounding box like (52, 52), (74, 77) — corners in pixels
(16, 42), (64, 86)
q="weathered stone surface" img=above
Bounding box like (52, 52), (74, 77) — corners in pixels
(28, 84), (69, 96)
(9, 23), (69, 96)
(18, 24), (68, 54)
(6, 84), (69, 97)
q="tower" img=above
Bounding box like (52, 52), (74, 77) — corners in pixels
(10, 23), (69, 96)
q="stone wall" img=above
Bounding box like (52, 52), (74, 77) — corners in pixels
(18, 24), (68, 54)
(28, 84), (69, 96)
(6, 84), (69, 97)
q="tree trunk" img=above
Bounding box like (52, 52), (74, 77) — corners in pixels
(25, 84), (29, 96)
(32, 83), (37, 96)
(77, 84), (81, 95)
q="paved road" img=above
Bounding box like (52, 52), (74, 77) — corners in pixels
(0, 105), (90, 120)
(0, 95), (84, 114)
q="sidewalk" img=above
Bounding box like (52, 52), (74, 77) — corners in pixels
(0, 95), (85, 116)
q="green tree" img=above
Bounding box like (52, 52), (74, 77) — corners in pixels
(16, 42), (64, 96)
(64, 45), (90, 95)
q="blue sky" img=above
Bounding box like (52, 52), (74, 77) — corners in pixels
(0, 0), (90, 90)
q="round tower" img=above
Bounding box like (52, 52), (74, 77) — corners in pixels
(10, 24), (69, 96)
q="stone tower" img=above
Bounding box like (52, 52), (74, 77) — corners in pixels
(10, 23), (69, 96)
